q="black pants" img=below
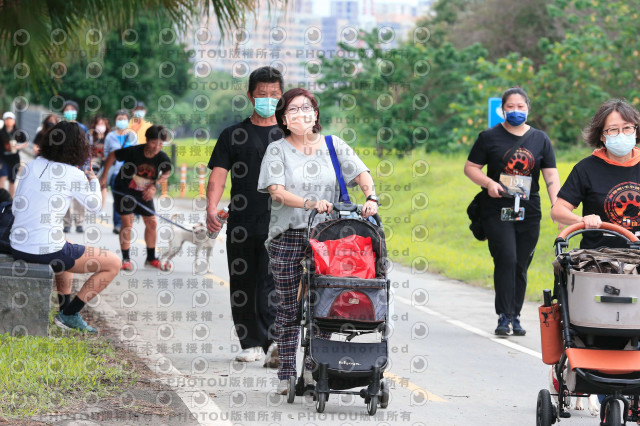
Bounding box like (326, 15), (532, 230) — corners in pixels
(482, 213), (540, 317)
(226, 231), (276, 353)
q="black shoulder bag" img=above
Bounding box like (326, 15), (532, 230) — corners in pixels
(467, 129), (535, 241)
(0, 200), (13, 254)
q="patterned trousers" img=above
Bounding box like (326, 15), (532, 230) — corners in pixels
(269, 229), (307, 380)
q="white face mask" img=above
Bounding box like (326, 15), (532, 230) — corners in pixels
(285, 112), (315, 135)
(115, 119), (129, 130)
(605, 132), (637, 157)
(95, 124), (106, 134)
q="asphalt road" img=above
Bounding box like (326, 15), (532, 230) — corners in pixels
(85, 197), (604, 426)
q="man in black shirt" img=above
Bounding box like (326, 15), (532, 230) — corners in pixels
(206, 67), (283, 366)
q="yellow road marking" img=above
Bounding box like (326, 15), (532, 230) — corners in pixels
(206, 273), (229, 288)
(383, 371), (447, 403)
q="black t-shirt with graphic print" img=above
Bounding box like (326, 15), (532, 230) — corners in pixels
(558, 155), (640, 249)
(113, 145), (172, 197)
(208, 118), (284, 235)
(468, 124), (557, 219)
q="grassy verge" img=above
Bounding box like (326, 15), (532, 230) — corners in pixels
(0, 311), (136, 419)
(162, 138), (225, 199)
(165, 137), (590, 302)
(352, 148), (588, 302)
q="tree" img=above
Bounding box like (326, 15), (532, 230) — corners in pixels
(415, 0), (477, 48)
(447, 0), (564, 66)
(21, 13), (193, 123)
(0, 0), (288, 91)
(450, 0), (640, 149)
(317, 29), (488, 154)
(164, 71), (248, 138)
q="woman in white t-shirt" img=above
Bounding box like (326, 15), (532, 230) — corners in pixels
(10, 121), (121, 333)
(258, 88), (379, 394)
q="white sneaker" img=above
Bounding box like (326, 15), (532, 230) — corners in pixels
(263, 343), (279, 368)
(277, 379), (289, 395)
(235, 346), (263, 362)
(303, 369), (315, 387)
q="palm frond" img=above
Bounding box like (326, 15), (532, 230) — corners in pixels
(0, 0), (288, 92)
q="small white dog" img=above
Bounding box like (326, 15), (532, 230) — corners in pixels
(549, 366), (599, 416)
(158, 214), (218, 272)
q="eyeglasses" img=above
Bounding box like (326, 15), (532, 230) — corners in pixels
(603, 125), (638, 136)
(286, 105), (314, 114)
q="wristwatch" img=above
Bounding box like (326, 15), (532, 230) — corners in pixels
(366, 194), (379, 204)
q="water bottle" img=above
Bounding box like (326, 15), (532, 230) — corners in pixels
(207, 207), (229, 239)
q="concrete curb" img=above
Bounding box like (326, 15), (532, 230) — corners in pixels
(91, 294), (232, 426)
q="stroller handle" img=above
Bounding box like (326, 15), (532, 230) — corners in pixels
(556, 222), (638, 243)
(307, 203), (382, 234)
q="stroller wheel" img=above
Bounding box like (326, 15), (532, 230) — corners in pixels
(287, 376), (296, 404)
(316, 392), (327, 413)
(367, 395), (378, 416)
(380, 380), (389, 409)
(536, 389), (555, 426)
(604, 399), (621, 426)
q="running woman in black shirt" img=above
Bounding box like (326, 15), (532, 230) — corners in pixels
(464, 87), (561, 336)
(552, 99), (640, 249)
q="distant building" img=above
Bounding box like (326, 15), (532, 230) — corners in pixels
(186, 0), (431, 86)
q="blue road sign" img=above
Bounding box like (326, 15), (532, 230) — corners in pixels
(488, 97), (505, 128)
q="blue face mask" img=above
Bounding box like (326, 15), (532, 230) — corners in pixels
(605, 132), (637, 157)
(253, 97), (279, 118)
(505, 110), (527, 126)
(133, 110), (146, 119)
(63, 110), (77, 121)
(115, 119), (129, 130)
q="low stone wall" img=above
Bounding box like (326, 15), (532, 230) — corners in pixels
(0, 254), (54, 336)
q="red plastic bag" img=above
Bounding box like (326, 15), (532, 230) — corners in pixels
(328, 290), (375, 320)
(309, 235), (376, 279)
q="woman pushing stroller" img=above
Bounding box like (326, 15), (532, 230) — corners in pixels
(551, 99), (640, 244)
(257, 88), (378, 395)
(543, 99), (640, 424)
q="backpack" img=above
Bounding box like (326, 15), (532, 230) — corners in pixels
(0, 201), (14, 254)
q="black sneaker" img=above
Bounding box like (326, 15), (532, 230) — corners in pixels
(113, 226), (121, 234)
(63, 226), (70, 233)
(76, 226), (84, 233)
(495, 313), (510, 335)
(511, 315), (526, 336)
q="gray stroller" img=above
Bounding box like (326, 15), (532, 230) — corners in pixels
(287, 202), (390, 415)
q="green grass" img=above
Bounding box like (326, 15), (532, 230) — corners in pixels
(352, 148), (588, 302)
(166, 137), (591, 302)
(162, 138), (227, 199)
(0, 313), (136, 419)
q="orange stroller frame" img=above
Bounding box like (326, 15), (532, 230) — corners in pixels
(537, 222), (640, 426)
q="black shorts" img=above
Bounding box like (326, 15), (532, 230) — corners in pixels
(0, 159), (19, 182)
(113, 193), (155, 217)
(11, 242), (85, 273)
